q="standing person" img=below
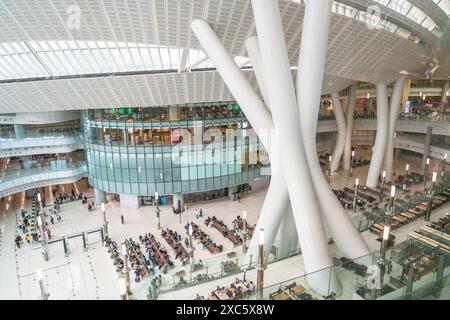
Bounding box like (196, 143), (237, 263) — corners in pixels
(121, 214), (124, 225)
(195, 209), (199, 219)
(47, 229), (51, 239)
(25, 234), (30, 244)
(50, 215), (54, 224)
(15, 235), (21, 249)
(199, 208), (203, 217)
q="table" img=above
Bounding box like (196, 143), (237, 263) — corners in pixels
(271, 292), (291, 300)
(214, 290), (230, 300)
(231, 280), (249, 293)
(289, 284), (305, 295)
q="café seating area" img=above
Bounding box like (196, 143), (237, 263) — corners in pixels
(369, 187), (450, 236)
(161, 228), (190, 265)
(232, 216), (255, 238)
(205, 216), (242, 247)
(269, 282), (317, 300)
(201, 278), (255, 300)
(185, 222), (223, 254)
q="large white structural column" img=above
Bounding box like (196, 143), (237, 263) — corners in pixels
(383, 76), (406, 182)
(330, 92), (347, 172)
(252, 0), (338, 295)
(191, 20), (288, 258)
(295, 0), (369, 263)
(245, 36), (297, 255)
(366, 84), (389, 187)
(343, 83), (357, 171)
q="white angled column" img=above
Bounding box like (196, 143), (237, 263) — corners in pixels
(343, 83), (357, 171)
(384, 76), (406, 182)
(366, 84), (389, 187)
(330, 92), (346, 172)
(245, 37), (271, 109)
(252, 0), (337, 295)
(191, 19), (289, 257)
(295, 0), (369, 266)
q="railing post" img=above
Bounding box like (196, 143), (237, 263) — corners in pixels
(63, 236), (69, 257)
(82, 232), (87, 251)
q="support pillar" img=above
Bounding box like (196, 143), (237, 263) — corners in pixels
(422, 127), (433, 171)
(14, 124), (27, 139)
(343, 83), (357, 171)
(172, 193), (184, 211)
(384, 76), (406, 182)
(330, 93), (346, 172)
(295, 0), (369, 263)
(251, 0), (338, 295)
(366, 84), (389, 188)
(192, 21), (288, 266)
(94, 188), (106, 205)
(228, 186), (238, 201)
(274, 206), (298, 259)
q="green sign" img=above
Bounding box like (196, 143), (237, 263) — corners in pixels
(234, 103), (239, 110)
(127, 107), (133, 114)
(110, 108), (116, 114)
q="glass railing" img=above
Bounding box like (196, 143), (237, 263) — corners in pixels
(242, 238), (449, 300)
(0, 161), (87, 184)
(130, 234), (303, 300)
(132, 234), (449, 300)
(0, 128), (81, 141)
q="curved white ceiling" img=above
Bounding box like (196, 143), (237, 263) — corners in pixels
(0, 0), (448, 113)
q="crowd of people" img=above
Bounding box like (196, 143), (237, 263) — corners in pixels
(184, 222), (223, 253)
(161, 228), (190, 265)
(205, 216), (242, 246)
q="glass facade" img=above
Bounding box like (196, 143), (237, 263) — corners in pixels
(83, 102), (266, 196)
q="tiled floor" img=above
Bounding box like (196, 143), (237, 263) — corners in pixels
(0, 152), (448, 300)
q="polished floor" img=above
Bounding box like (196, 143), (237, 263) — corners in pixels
(0, 151), (448, 300)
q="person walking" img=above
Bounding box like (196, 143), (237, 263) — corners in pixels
(50, 215), (54, 224)
(25, 234), (30, 244)
(121, 214), (124, 224)
(199, 208), (203, 217)
(195, 209), (199, 219)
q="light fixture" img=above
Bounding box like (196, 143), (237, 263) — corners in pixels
(37, 269), (43, 281)
(432, 172), (437, 182)
(101, 202), (105, 212)
(382, 170), (386, 178)
(328, 155), (332, 162)
(37, 215), (42, 228)
(445, 154), (448, 160)
(138, 166), (141, 173)
(367, 93), (370, 99)
(243, 210), (247, 220)
(390, 185), (396, 198)
(406, 164), (409, 171)
(122, 243), (127, 256)
(259, 228), (265, 246)
(427, 158), (430, 165)
(119, 276), (127, 297)
(352, 150), (355, 157)
(37, 193), (41, 202)
(355, 178), (359, 186)
(382, 225), (390, 241)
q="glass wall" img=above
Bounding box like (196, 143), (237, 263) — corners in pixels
(83, 102), (265, 196)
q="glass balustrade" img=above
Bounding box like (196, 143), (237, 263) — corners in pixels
(131, 235), (449, 300)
